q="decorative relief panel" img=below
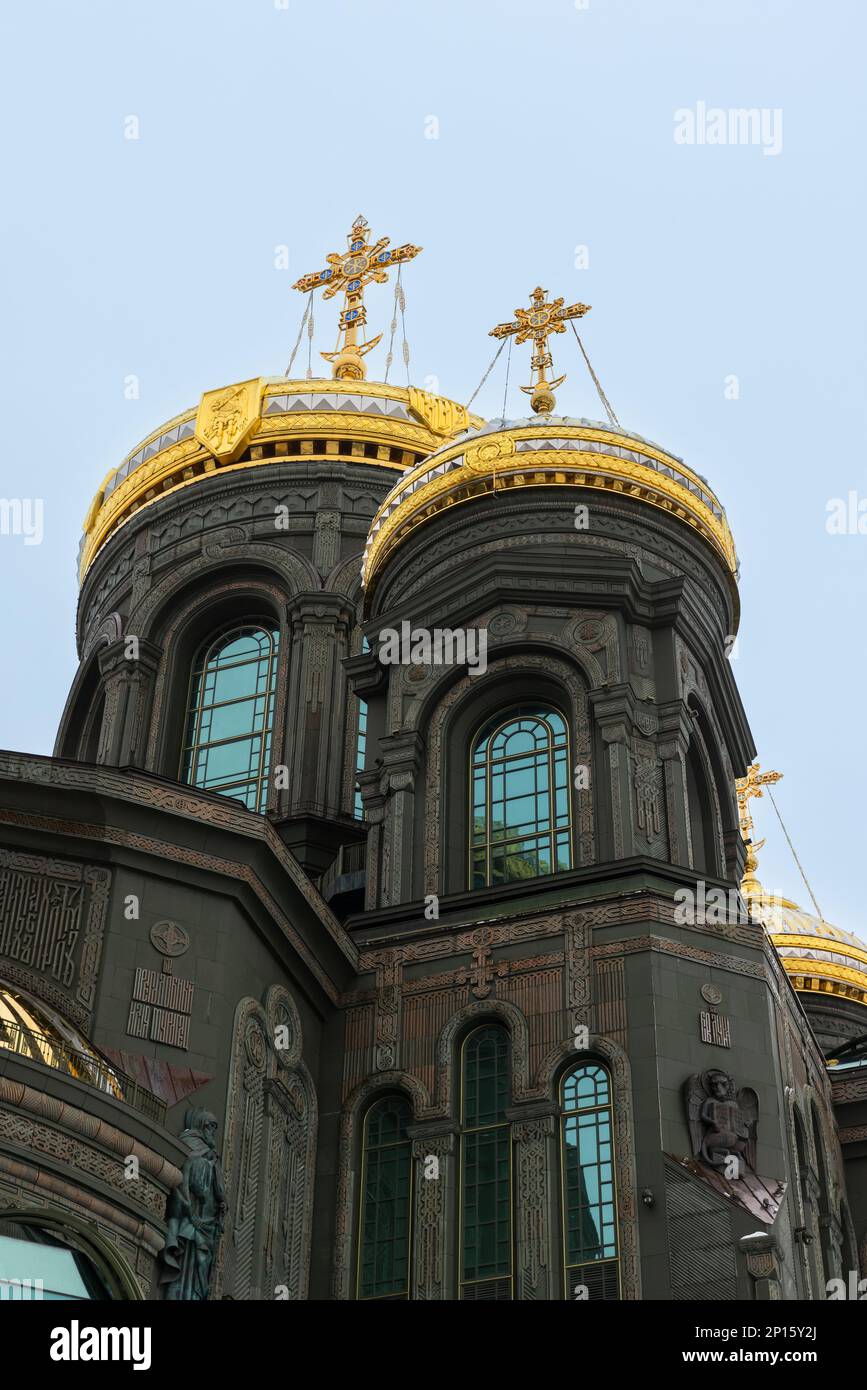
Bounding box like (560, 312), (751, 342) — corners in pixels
(0, 848), (110, 1028)
(631, 737), (668, 861)
(411, 1133), (455, 1301)
(513, 1116), (555, 1300)
(364, 949), (404, 1072)
(216, 989), (316, 1301)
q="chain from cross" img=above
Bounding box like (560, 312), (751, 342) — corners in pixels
(490, 286), (591, 414)
(291, 215), (422, 382)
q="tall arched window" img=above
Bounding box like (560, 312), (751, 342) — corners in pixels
(357, 1096), (413, 1300)
(353, 700), (368, 819)
(180, 622), (279, 812)
(560, 1062), (620, 1299)
(470, 707), (572, 889)
(459, 1025), (513, 1299)
(351, 636), (370, 819)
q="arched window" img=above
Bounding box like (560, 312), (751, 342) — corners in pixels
(470, 707), (572, 889)
(357, 1096), (413, 1300)
(686, 743), (717, 875)
(180, 622), (279, 812)
(0, 1217), (121, 1300)
(560, 1062), (620, 1299)
(353, 635), (370, 819)
(353, 700), (368, 819)
(459, 1025), (513, 1299)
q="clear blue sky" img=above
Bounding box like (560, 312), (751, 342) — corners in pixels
(1, 0), (864, 929)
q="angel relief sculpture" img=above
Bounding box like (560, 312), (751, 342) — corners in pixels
(684, 1069), (759, 1176)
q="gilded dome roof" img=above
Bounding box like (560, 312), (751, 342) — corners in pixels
(0, 981), (125, 1097)
(750, 891), (867, 1008)
(361, 413), (738, 595)
(78, 378), (480, 582)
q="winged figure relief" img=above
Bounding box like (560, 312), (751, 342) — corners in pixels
(684, 1069), (758, 1174)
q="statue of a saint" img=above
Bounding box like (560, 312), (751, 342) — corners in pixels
(159, 1107), (226, 1300)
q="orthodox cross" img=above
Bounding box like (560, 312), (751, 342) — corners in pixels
(292, 215), (422, 382)
(490, 285), (591, 414)
(736, 762), (783, 886)
(456, 932), (509, 1000)
(736, 762), (783, 842)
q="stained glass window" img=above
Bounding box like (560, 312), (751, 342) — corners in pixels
(460, 1025), (512, 1300)
(470, 707), (572, 889)
(180, 622), (279, 813)
(561, 1062), (620, 1300)
(358, 1096), (412, 1300)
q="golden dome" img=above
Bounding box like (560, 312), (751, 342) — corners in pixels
(749, 891), (867, 1008)
(78, 377), (480, 582)
(361, 414), (739, 596)
(0, 981), (124, 1097)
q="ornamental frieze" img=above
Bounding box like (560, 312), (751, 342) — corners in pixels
(0, 847), (110, 1028)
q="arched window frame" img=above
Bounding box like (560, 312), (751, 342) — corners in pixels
(468, 705), (573, 891)
(559, 1059), (621, 1300)
(356, 1093), (414, 1301)
(458, 1023), (514, 1300)
(179, 618), (280, 813)
(352, 636), (371, 820)
(0, 1209), (141, 1300)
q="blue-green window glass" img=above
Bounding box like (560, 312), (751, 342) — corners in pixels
(358, 1096), (412, 1300)
(354, 700), (368, 819)
(460, 1026), (512, 1299)
(180, 623), (279, 813)
(470, 707), (572, 889)
(561, 1062), (620, 1300)
(353, 635), (370, 819)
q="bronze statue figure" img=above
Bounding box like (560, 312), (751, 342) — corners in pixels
(159, 1107), (226, 1301)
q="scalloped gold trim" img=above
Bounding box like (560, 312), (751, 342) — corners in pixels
(783, 957), (867, 1000)
(79, 385), (480, 582)
(771, 933), (867, 968)
(362, 441), (738, 592)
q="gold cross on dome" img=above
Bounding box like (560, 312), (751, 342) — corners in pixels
(736, 762), (783, 843)
(292, 215), (422, 382)
(490, 286), (591, 414)
(736, 762), (783, 891)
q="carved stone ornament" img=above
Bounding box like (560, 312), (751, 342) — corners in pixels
(685, 1069), (758, 1173)
(149, 920), (190, 958)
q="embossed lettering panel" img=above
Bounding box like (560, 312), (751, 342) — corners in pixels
(0, 848), (110, 1027)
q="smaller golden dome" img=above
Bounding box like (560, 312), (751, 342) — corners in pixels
(750, 892), (867, 1008)
(361, 415), (738, 595)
